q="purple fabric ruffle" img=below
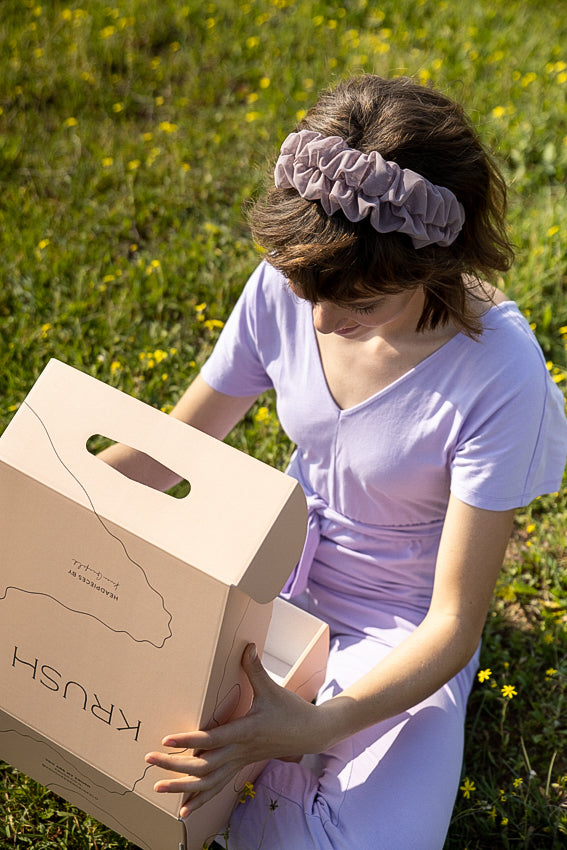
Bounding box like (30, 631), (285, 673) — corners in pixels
(274, 130), (465, 248)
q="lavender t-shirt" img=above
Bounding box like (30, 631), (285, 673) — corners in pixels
(201, 261), (567, 619)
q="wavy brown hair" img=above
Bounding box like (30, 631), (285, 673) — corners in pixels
(249, 75), (514, 336)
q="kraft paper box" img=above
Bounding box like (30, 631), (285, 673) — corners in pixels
(0, 359), (329, 850)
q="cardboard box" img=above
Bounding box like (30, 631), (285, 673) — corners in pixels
(0, 360), (329, 850)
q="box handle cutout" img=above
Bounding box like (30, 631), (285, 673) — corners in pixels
(87, 434), (191, 499)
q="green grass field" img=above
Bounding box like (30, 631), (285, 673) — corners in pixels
(0, 0), (566, 847)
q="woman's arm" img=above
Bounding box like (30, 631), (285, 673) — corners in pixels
(145, 495), (515, 815)
(98, 374), (259, 490)
(317, 496), (515, 740)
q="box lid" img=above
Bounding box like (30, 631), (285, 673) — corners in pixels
(0, 359), (307, 603)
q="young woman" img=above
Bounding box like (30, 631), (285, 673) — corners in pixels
(106, 76), (567, 849)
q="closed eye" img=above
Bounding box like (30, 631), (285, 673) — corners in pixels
(349, 301), (382, 315)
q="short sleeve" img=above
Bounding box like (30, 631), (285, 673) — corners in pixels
(450, 316), (567, 510)
(200, 262), (275, 397)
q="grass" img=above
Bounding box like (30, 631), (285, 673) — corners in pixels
(0, 0), (566, 847)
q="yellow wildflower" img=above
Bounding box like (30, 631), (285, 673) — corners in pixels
(255, 406), (271, 425)
(477, 668), (492, 683)
(545, 668), (558, 681)
(501, 684), (517, 699)
(460, 777), (476, 799)
(238, 781), (256, 803)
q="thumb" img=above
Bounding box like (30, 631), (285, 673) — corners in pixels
(241, 643), (273, 693)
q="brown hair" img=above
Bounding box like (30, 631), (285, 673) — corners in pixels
(249, 75), (514, 336)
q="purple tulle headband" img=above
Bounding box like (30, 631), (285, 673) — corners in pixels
(274, 130), (465, 249)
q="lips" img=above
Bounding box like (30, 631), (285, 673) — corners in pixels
(334, 325), (360, 335)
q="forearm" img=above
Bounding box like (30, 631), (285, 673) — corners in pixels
(316, 612), (476, 749)
(315, 500), (514, 751)
(96, 442), (182, 491)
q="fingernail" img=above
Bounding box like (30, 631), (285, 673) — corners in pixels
(249, 643), (257, 660)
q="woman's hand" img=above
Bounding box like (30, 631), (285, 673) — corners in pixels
(144, 643), (330, 817)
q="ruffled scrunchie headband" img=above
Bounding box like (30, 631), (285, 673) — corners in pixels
(274, 129), (465, 249)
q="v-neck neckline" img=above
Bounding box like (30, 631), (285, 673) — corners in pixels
(309, 302), (509, 414)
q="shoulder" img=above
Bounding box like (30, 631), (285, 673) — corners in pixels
(445, 298), (555, 424)
(243, 260), (289, 303)
(473, 299), (548, 379)
(240, 260), (309, 331)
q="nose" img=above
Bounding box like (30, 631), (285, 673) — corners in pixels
(312, 302), (349, 334)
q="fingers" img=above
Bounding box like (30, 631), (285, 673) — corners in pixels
(146, 747), (243, 817)
(179, 775), (238, 817)
(145, 750), (209, 776)
(159, 729), (217, 750)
